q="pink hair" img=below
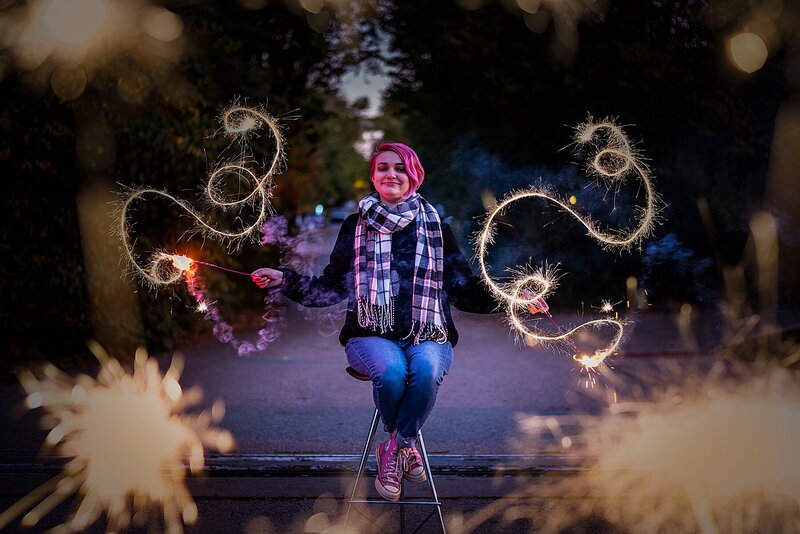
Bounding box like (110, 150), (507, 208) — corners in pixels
(369, 142), (425, 197)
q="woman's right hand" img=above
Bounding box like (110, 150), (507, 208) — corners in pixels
(251, 267), (284, 289)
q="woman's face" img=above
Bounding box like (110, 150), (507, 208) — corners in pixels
(371, 150), (410, 205)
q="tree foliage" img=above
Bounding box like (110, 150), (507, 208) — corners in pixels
(1, 1), (371, 366)
(373, 0), (785, 303)
(370, 0), (785, 308)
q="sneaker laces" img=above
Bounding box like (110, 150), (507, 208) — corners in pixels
(401, 448), (422, 470)
(380, 443), (401, 485)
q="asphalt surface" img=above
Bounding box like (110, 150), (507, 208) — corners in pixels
(0, 223), (732, 533)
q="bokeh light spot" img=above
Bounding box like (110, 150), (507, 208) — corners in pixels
(43, 0), (110, 46)
(729, 32), (768, 74)
(141, 6), (183, 42)
(50, 66), (86, 100)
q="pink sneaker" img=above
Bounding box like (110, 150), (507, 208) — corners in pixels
(375, 436), (402, 501)
(401, 447), (427, 483)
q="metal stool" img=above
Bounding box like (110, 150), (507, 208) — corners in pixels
(344, 366), (447, 534)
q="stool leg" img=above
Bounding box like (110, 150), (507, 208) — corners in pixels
(345, 408), (380, 530)
(417, 431), (447, 534)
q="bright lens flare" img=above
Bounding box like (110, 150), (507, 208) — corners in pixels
(476, 118), (659, 369)
(0, 343), (234, 533)
(506, 366), (800, 533)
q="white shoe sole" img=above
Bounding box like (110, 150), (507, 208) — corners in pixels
(403, 470), (427, 484)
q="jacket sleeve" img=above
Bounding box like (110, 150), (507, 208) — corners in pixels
(279, 215), (356, 307)
(442, 222), (500, 314)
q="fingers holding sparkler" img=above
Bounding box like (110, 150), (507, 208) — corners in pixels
(251, 267), (283, 289)
(519, 288), (549, 315)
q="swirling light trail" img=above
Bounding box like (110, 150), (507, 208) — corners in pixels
(0, 342), (234, 533)
(162, 254), (285, 356)
(116, 103), (288, 354)
(117, 103), (284, 289)
(476, 118), (659, 371)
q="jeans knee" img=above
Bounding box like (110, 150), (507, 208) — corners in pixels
(409, 361), (444, 388)
(373, 364), (407, 392)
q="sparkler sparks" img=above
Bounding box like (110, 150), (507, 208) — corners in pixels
(116, 103), (289, 353)
(0, 342), (234, 533)
(476, 118), (660, 371)
(118, 102), (284, 289)
(510, 364), (800, 534)
(162, 253), (286, 356)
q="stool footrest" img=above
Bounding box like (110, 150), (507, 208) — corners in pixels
(350, 499), (442, 506)
(344, 406), (447, 533)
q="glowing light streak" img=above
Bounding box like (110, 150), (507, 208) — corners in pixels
(476, 118), (659, 370)
(164, 254), (285, 356)
(118, 103), (285, 289)
(0, 342), (234, 533)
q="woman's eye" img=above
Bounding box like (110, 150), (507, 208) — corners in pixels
(395, 166), (405, 172)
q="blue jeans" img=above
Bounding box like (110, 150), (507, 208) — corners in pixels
(345, 337), (453, 448)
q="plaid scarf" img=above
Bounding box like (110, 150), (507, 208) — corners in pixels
(354, 193), (447, 344)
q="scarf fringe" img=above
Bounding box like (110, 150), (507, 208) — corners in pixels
(357, 297), (395, 334)
(405, 321), (449, 345)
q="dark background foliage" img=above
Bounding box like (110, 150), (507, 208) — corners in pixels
(1, 0), (795, 372)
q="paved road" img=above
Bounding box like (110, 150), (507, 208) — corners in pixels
(1, 223), (726, 458)
(0, 222), (731, 533)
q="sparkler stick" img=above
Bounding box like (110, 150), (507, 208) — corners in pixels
(194, 260), (251, 278)
(164, 254), (285, 356)
(542, 310), (579, 352)
(476, 118), (659, 371)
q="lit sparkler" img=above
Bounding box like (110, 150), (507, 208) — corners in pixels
(163, 253), (285, 356)
(476, 118), (659, 371)
(117, 102), (284, 289)
(117, 104), (290, 351)
(510, 364), (800, 534)
(165, 253), (251, 279)
(0, 342), (234, 533)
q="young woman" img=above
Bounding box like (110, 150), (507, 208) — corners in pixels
(252, 142), (498, 501)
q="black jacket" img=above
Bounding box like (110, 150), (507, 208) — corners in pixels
(280, 213), (498, 347)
